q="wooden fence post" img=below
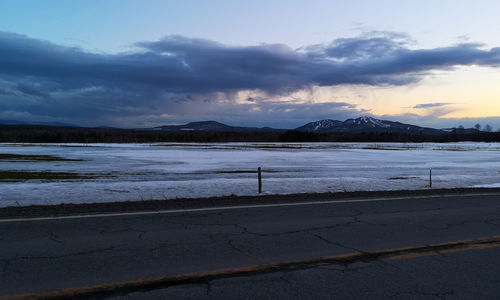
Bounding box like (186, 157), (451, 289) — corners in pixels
(429, 169), (432, 188)
(258, 167), (262, 193)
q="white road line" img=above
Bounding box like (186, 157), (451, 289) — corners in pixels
(0, 192), (499, 223)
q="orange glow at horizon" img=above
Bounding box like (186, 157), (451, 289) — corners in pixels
(308, 66), (500, 119)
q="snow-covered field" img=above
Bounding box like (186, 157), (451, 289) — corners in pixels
(1, 142), (500, 207)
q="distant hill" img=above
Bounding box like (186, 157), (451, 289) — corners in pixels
(442, 127), (480, 135)
(155, 121), (283, 132)
(296, 116), (445, 135)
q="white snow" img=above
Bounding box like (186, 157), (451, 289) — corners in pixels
(313, 119), (337, 130)
(359, 116), (391, 128)
(1, 142), (500, 207)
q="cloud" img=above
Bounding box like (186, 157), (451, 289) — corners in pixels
(0, 87), (14, 96)
(154, 99), (368, 129)
(408, 102), (462, 119)
(16, 83), (50, 98)
(1, 31), (500, 126)
(413, 102), (455, 109)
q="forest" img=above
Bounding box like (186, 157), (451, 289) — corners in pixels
(1, 124), (500, 143)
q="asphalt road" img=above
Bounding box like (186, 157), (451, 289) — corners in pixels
(2, 191), (500, 299)
(110, 246), (500, 300)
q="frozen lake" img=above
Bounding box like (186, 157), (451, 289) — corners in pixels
(1, 142), (500, 207)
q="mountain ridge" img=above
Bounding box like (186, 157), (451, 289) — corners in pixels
(1, 117), (482, 135)
(156, 117), (452, 135)
(296, 116), (445, 135)
(155, 121), (284, 133)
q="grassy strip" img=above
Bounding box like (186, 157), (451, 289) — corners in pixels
(0, 153), (83, 161)
(1, 187), (500, 218)
(388, 176), (419, 180)
(1, 144), (101, 148)
(0, 170), (102, 182)
(216, 170), (281, 174)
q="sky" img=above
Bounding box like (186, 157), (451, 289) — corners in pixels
(1, 0), (500, 129)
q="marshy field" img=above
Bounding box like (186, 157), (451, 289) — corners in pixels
(1, 142), (500, 207)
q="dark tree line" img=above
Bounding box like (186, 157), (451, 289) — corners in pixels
(1, 125), (500, 143)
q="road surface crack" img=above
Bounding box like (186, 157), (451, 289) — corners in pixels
(226, 239), (252, 257)
(205, 282), (212, 296)
(2, 246), (122, 272)
(307, 232), (366, 253)
(48, 229), (63, 244)
(388, 289), (455, 299)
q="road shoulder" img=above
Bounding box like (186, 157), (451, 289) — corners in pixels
(2, 187), (500, 219)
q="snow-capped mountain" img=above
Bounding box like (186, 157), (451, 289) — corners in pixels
(345, 116), (391, 128)
(296, 116), (445, 135)
(293, 119), (343, 132)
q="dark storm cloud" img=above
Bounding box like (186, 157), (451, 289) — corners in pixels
(2, 32), (500, 94)
(16, 83), (50, 98)
(1, 31), (500, 126)
(0, 87), (13, 95)
(317, 38), (500, 86)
